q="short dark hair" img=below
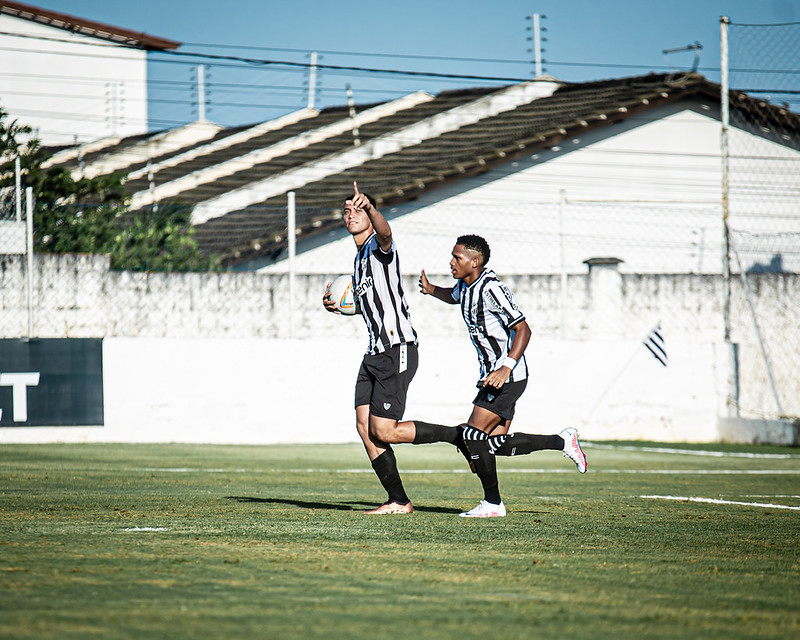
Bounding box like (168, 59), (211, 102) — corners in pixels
(343, 192), (376, 208)
(457, 234), (490, 266)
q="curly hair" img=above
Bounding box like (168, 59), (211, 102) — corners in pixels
(456, 234), (491, 266)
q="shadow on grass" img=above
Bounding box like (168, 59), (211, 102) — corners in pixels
(226, 496), (461, 514)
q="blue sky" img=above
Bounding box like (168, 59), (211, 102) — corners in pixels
(26, 0), (800, 130)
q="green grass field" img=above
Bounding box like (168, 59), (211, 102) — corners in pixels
(1, 441), (799, 639)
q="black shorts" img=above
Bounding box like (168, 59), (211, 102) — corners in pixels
(473, 378), (528, 421)
(355, 343), (418, 420)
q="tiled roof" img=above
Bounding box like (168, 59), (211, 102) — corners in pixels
(0, 1), (181, 50)
(123, 106), (363, 197)
(126, 87), (502, 207)
(186, 73), (745, 265)
(51, 71), (798, 268)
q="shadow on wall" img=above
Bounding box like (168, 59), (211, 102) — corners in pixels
(747, 254), (784, 274)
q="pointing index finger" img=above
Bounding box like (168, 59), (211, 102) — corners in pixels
(353, 181), (359, 195)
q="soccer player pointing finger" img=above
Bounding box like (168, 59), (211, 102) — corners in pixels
(325, 181), (419, 514)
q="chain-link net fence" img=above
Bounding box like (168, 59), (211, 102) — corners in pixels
(726, 19), (800, 419)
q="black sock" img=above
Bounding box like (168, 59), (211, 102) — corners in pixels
(489, 433), (563, 456)
(412, 421), (460, 445)
(464, 437), (502, 505)
(371, 447), (409, 504)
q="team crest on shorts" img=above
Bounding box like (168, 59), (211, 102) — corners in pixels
(384, 403), (392, 410)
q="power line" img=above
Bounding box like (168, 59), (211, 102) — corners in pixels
(5, 28), (800, 86)
(181, 41), (532, 66)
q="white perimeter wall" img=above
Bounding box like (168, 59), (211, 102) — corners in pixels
(0, 335), (727, 445)
(0, 254), (797, 444)
(0, 14), (148, 145)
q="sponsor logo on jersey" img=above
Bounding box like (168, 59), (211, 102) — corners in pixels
(355, 275), (373, 296)
(467, 324), (485, 336)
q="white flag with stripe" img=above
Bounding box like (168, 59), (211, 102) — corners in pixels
(643, 323), (667, 366)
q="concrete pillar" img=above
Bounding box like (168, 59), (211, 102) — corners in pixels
(583, 257), (624, 338)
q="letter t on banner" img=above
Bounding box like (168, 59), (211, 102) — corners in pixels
(0, 372), (41, 422)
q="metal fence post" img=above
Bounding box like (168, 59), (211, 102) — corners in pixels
(559, 189), (567, 339)
(719, 15), (739, 418)
(288, 191), (296, 339)
(15, 157), (22, 222)
(720, 16), (732, 344)
(25, 187), (34, 340)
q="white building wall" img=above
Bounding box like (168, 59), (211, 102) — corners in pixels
(261, 103), (800, 276)
(0, 14), (148, 145)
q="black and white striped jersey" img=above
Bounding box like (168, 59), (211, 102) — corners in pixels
(451, 268), (528, 382)
(353, 232), (418, 355)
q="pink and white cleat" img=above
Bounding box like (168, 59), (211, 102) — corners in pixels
(560, 427), (588, 473)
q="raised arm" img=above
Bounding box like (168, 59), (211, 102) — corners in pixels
(418, 269), (458, 304)
(351, 181), (392, 252)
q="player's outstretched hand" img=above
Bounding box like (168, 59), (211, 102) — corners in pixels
(418, 269), (433, 295)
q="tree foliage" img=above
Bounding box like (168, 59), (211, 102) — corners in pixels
(0, 106), (219, 271)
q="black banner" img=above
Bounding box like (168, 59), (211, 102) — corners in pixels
(0, 339), (104, 427)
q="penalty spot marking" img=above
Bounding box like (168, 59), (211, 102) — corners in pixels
(641, 495), (800, 511)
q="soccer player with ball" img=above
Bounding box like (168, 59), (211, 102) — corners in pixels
(323, 182), (420, 514)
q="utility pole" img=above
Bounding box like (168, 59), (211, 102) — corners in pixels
(525, 13), (547, 77)
(307, 52), (318, 109)
(346, 84), (360, 146)
(197, 64), (206, 121)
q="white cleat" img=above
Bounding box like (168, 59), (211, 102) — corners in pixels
(459, 500), (506, 518)
(560, 427), (588, 474)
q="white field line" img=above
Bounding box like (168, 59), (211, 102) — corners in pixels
(123, 527), (169, 532)
(132, 467), (800, 475)
(742, 494), (800, 498)
(584, 443), (797, 459)
(602, 469), (800, 474)
(138, 468), (249, 473)
(641, 495), (800, 511)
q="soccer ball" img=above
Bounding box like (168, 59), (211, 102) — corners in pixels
(326, 275), (359, 315)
